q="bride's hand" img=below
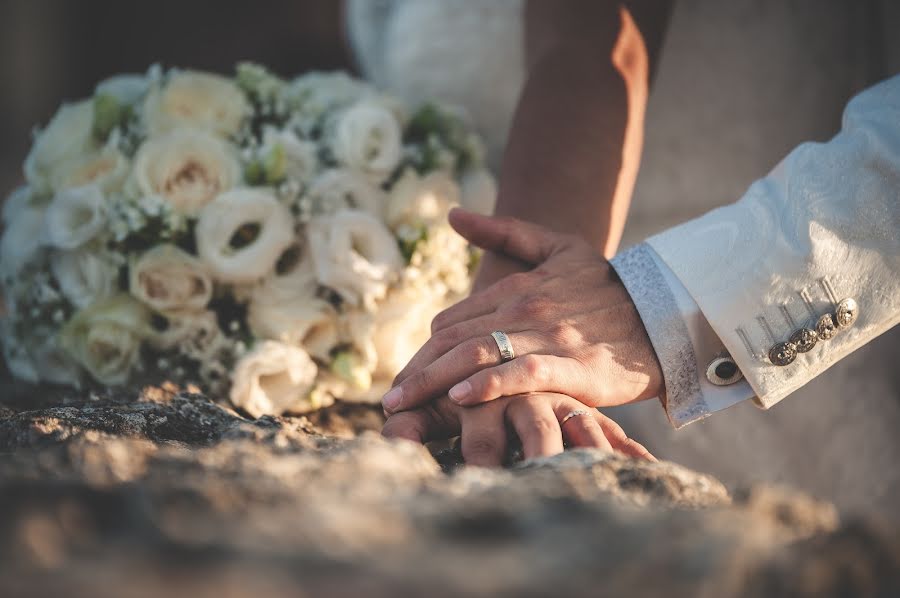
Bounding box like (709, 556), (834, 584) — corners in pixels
(382, 392), (655, 466)
(382, 208), (663, 414)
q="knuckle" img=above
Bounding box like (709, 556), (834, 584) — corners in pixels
(470, 338), (497, 364)
(521, 355), (548, 382)
(482, 371), (503, 396)
(524, 415), (557, 437)
(431, 326), (461, 350)
(547, 322), (581, 346)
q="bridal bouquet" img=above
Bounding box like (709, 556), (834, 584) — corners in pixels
(0, 63), (496, 416)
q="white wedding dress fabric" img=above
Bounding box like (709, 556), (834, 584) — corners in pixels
(346, 0), (900, 520)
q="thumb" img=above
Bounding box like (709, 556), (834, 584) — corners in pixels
(448, 208), (567, 265)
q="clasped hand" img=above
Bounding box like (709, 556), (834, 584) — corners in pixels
(381, 208), (663, 465)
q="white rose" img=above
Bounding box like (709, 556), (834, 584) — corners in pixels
(332, 101), (402, 183)
(286, 71), (368, 113)
(29, 333), (83, 387)
(144, 70), (249, 137)
(246, 254), (339, 359)
(132, 129), (242, 216)
(52, 144), (130, 194)
(1, 320), (39, 383)
(59, 294), (151, 386)
(129, 244), (212, 313)
(44, 185), (107, 250)
(305, 168), (385, 217)
(386, 168), (460, 231)
(460, 168), (498, 216)
(195, 188), (295, 284)
(3, 186), (33, 224)
(308, 210), (403, 309)
(96, 74), (149, 105)
(148, 309), (225, 361)
(24, 100), (97, 193)
(259, 126), (319, 184)
(229, 340), (319, 417)
(51, 249), (118, 309)
(0, 202), (45, 277)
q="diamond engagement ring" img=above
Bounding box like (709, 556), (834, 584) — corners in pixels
(561, 409), (592, 425)
(490, 331), (516, 362)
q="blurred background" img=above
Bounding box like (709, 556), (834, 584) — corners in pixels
(0, 0), (351, 197)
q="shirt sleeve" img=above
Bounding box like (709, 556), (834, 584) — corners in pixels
(610, 242), (755, 428)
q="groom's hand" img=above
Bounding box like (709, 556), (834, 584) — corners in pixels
(382, 208), (663, 414)
(382, 392), (655, 466)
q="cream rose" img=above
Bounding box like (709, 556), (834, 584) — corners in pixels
(144, 70), (249, 137)
(331, 100), (402, 183)
(386, 168), (460, 231)
(52, 144), (130, 194)
(59, 294), (151, 386)
(246, 254), (338, 359)
(305, 168), (384, 217)
(132, 129), (241, 216)
(24, 100), (96, 193)
(307, 210), (403, 309)
(129, 244), (213, 313)
(44, 185), (107, 250)
(195, 188), (295, 284)
(51, 249), (118, 309)
(229, 340), (319, 417)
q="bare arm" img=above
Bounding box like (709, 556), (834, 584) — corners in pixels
(474, 0), (671, 290)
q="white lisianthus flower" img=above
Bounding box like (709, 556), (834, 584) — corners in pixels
(2, 186), (33, 224)
(386, 168), (460, 231)
(44, 185), (107, 250)
(59, 294), (151, 386)
(331, 100), (402, 183)
(195, 188), (295, 284)
(370, 286), (450, 380)
(52, 143), (130, 194)
(129, 244), (213, 313)
(308, 210), (403, 309)
(230, 340), (319, 417)
(132, 129), (242, 216)
(51, 249), (118, 309)
(0, 202), (45, 277)
(24, 100), (96, 193)
(246, 253), (338, 359)
(460, 168), (498, 216)
(286, 71), (368, 114)
(29, 333), (83, 387)
(305, 168), (384, 217)
(144, 70), (250, 137)
(259, 126), (319, 184)
(0, 321), (39, 383)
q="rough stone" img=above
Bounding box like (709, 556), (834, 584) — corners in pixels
(0, 383), (897, 597)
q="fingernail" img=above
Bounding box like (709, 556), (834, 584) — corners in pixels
(448, 381), (472, 403)
(382, 386), (403, 411)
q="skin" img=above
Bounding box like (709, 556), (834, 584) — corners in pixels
(382, 1), (673, 462)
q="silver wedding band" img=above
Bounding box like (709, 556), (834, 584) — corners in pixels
(561, 409), (592, 425)
(490, 331), (516, 362)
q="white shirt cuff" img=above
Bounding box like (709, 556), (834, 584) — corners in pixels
(611, 243), (755, 427)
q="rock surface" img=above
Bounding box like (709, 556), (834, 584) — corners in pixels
(0, 383), (897, 597)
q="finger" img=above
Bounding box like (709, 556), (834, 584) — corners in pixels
(459, 400), (508, 467)
(448, 354), (592, 407)
(593, 413), (657, 461)
(555, 407), (613, 452)
(449, 208), (569, 265)
(393, 312), (513, 387)
(381, 398), (461, 443)
(383, 332), (541, 414)
(506, 397), (564, 460)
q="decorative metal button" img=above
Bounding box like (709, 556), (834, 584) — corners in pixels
(835, 297), (858, 329)
(789, 328), (818, 353)
(816, 313), (837, 341)
(768, 341), (797, 366)
(706, 355), (743, 386)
